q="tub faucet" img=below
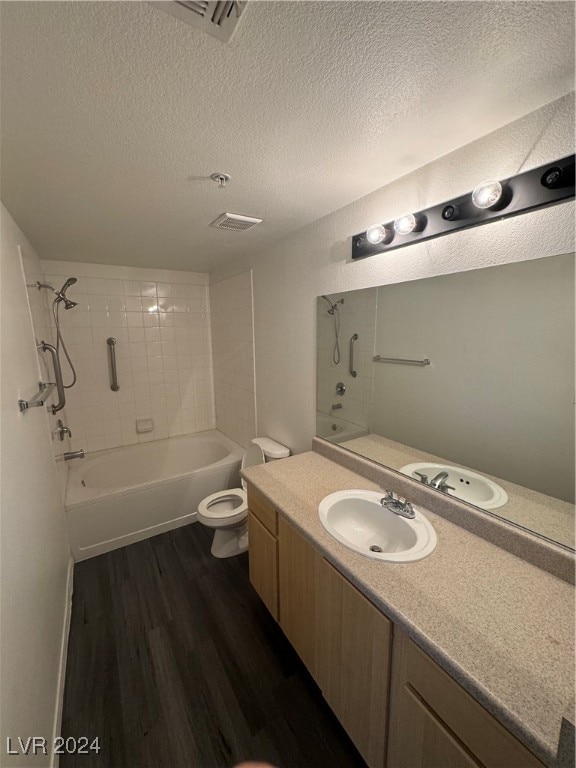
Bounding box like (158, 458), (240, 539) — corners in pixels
(331, 403), (342, 410)
(64, 450), (85, 461)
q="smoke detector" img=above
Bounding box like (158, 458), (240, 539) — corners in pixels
(151, 1), (247, 43)
(211, 212), (263, 231)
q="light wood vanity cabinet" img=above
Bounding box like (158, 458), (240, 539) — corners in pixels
(246, 485), (547, 768)
(315, 557), (392, 767)
(247, 488), (278, 620)
(387, 629), (546, 768)
(278, 516), (317, 673)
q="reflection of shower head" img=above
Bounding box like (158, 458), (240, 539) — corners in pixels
(321, 295), (344, 315)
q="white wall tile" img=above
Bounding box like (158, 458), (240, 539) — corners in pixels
(39, 265), (218, 451)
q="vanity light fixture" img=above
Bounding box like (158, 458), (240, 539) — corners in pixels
(393, 213), (419, 235)
(352, 154), (575, 260)
(366, 224), (392, 244)
(471, 179), (503, 210)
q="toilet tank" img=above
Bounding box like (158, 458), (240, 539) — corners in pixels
(251, 437), (290, 461)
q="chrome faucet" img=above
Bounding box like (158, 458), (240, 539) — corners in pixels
(429, 471), (455, 493)
(380, 490), (415, 519)
(64, 450), (85, 461)
(331, 403), (343, 410)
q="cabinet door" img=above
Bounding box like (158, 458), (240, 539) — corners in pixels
(389, 685), (481, 768)
(278, 517), (317, 673)
(387, 629), (545, 768)
(248, 511), (278, 620)
(315, 557), (392, 768)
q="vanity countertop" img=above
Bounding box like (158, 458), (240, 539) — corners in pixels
(342, 433), (575, 549)
(243, 450), (575, 767)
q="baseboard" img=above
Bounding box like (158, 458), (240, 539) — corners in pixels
(50, 556), (74, 768)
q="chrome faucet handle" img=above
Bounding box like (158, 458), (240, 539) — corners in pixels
(414, 471), (428, 484)
(439, 482), (456, 493)
(56, 419), (72, 442)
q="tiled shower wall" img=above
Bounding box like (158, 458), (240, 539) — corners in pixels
(41, 261), (215, 453)
(210, 271), (256, 448)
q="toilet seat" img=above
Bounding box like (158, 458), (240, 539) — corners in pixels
(197, 489), (247, 528)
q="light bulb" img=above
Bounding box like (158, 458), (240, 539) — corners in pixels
(366, 224), (389, 245)
(472, 180), (503, 209)
(393, 213), (417, 235)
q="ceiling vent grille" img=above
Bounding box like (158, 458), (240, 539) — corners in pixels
(211, 212), (263, 231)
(151, 1), (247, 43)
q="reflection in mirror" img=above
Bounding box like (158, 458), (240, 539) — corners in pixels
(316, 253), (575, 550)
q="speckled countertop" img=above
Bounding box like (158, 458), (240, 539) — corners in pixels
(243, 451), (575, 767)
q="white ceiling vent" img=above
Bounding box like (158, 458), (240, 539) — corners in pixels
(151, 1), (247, 43)
(211, 212), (263, 231)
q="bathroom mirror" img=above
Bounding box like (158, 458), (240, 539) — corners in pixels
(316, 253), (575, 550)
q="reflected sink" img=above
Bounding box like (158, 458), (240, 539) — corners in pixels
(400, 463), (508, 510)
(318, 490), (437, 562)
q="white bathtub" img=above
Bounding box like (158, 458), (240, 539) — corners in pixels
(65, 430), (243, 561)
(316, 412), (369, 444)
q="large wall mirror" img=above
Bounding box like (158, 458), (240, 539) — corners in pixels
(316, 253), (575, 550)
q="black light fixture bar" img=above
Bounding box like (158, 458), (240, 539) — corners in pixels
(351, 155), (575, 260)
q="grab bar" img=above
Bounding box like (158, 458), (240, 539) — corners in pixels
(107, 337), (120, 391)
(39, 341), (66, 413)
(349, 333), (358, 377)
(373, 355), (431, 366)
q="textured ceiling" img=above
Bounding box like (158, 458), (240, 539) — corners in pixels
(1, 1), (574, 273)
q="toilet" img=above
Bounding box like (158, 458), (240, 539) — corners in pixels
(197, 437), (290, 558)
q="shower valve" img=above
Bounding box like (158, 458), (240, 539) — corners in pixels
(55, 419), (72, 442)
(335, 382), (346, 396)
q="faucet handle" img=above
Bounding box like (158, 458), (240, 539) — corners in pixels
(414, 471), (428, 484)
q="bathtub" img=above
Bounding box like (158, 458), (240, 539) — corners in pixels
(65, 430), (243, 561)
(316, 412), (369, 444)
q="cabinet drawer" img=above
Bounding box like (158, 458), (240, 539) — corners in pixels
(248, 511), (278, 620)
(247, 485), (277, 535)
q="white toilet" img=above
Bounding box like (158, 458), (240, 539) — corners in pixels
(197, 437), (290, 558)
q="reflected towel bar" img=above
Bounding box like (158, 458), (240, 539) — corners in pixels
(373, 355), (430, 366)
(107, 337), (120, 391)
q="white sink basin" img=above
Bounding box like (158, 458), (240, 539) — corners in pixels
(318, 490), (437, 562)
(400, 463), (508, 510)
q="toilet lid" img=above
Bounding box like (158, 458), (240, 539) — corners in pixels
(198, 489), (247, 520)
(240, 443), (265, 490)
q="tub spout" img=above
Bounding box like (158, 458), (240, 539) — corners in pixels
(64, 450), (85, 461)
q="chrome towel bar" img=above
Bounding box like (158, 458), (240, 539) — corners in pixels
(373, 355), (430, 366)
(107, 337), (119, 391)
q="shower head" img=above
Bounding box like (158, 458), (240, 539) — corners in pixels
(36, 277), (78, 308)
(321, 295), (343, 315)
(60, 277), (77, 293)
(55, 277), (78, 309)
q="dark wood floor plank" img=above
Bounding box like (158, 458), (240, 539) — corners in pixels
(61, 522), (366, 768)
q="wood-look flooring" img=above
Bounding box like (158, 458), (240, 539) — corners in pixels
(61, 523), (367, 768)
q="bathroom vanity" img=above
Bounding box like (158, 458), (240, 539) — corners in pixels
(243, 447), (575, 768)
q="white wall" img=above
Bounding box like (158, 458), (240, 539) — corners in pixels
(210, 271), (257, 448)
(1, 204), (72, 766)
(211, 93), (575, 455)
(41, 261), (215, 452)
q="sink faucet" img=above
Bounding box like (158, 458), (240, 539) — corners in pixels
(429, 471), (455, 493)
(380, 490), (415, 519)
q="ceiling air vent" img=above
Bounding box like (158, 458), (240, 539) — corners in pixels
(211, 212), (263, 231)
(151, 1), (247, 43)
